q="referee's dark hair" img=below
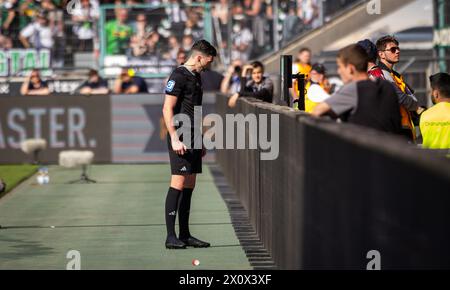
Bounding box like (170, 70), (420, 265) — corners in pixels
(190, 39), (217, 57)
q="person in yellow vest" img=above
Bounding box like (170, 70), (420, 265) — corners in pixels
(420, 73), (450, 150)
(376, 36), (421, 142)
(293, 48), (312, 75)
(299, 63), (331, 113)
(292, 47), (312, 100)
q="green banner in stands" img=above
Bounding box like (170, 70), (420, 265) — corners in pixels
(0, 49), (51, 77)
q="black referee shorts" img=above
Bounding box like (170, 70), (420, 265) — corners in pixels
(167, 135), (202, 175)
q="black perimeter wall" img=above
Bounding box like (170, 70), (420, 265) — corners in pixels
(215, 95), (450, 270)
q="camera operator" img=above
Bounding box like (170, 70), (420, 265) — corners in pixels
(228, 61), (274, 108)
(220, 59), (243, 94)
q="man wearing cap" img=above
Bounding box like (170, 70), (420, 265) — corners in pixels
(19, 12), (54, 49)
(357, 39), (384, 80)
(302, 63), (331, 113)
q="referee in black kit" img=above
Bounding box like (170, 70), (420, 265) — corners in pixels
(162, 40), (217, 249)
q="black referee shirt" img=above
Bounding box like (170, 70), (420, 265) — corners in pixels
(165, 66), (203, 122)
(165, 66), (203, 146)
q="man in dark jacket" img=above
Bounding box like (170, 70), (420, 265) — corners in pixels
(228, 61), (274, 107)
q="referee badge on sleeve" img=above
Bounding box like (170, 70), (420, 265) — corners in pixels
(166, 80), (176, 92)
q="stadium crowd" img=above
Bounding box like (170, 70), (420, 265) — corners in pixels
(0, 0), (327, 67)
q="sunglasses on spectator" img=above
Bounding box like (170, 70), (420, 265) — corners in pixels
(384, 47), (400, 53)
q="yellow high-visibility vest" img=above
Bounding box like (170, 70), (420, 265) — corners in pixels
(420, 102), (450, 149)
(293, 63), (311, 96)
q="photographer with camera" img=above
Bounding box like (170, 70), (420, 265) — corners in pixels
(221, 59), (243, 95)
(228, 61), (274, 108)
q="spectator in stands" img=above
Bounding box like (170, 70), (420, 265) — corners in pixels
(184, 9), (203, 39)
(130, 13), (150, 36)
(293, 47), (312, 76)
(0, 34), (13, 49)
(20, 69), (50, 95)
(357, 39), (384, 80)
(420, 73), (450, 149)
(143, 30), (164, 57)
(71, 0), (100, 51)
(376, 35), (419, 141)
(292, 47), (312, 100)
(182, 34), (194, 52)
(46, 0), (65, 67)
(231, 18), (253, 63)
(312, 44), (402, 135)
(40, 0), (60, 29)
(2, 0), (21, 47)
(130, 13), (152, 57)
(212, 0), (229, 38)
(282, 3), (304, 46)
(176, 49), (187, 65)
(19, 0), (39, 29)
(79, 69), (109, 95)
(232, 0), (244, 15)
(164, 35), (181, 60)
(166, 0), (187, 38)
(213, 0), (231, 53)
(243, 0), (266, 57)
(19, 12), (54, 50)
(114, 68), (148, 94)
(221, 59), (243, 94)
(299, 0), (320, 29)
(301, 63), (331, 113)
(228, 61), (274, 107)
(105, 8), (133, 55)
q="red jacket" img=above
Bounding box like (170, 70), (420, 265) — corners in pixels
(368, 65), (385, 80)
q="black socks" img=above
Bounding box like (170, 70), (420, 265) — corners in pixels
(165, 187), (194, 239)
(179, 188), (193, 240)
(165, 187), (181, 238)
